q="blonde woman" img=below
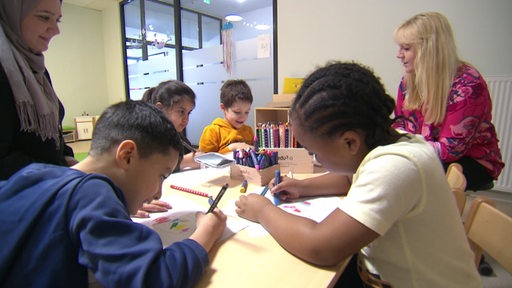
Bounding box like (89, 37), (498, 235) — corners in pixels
(393, 11), (504, 276)
(393, 12), (504, 192)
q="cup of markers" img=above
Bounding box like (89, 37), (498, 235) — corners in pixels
(230, 148), (280, 186)
(233, 148), (278, 170)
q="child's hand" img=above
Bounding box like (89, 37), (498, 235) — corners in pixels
(132, 200), (172, 218)
(269, 176), (303, 201)
(181, 151), (203, 169)
(235, 194), (273, 222)
(191, 209), (227, 251)
(228, 142), (254, 151)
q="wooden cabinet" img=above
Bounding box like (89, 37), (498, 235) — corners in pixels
(254, 107), (290, 128)
(253, 106), (314, 173)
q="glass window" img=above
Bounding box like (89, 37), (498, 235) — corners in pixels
(123, 0), (177, 100)
(145, 0), (175, 47)
(181, 10), (199, 49)
(123, 0), (143, 63)
(202, 15), (220, 48)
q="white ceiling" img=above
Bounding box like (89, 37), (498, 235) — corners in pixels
(63, 0), (270, 18)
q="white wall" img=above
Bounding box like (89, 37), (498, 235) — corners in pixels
(277, 0), (512, 95)
(45, 2), (123, 127)
(45, 3), (108, 126)
(101, 3), (126, 106)
(46, 0), (512, 127)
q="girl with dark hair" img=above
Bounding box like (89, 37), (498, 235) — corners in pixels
(235, 61), (481, 287)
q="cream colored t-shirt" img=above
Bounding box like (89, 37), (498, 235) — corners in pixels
(339, 134), (482, 288)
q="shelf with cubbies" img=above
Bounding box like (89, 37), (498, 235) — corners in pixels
(253, 106), (313, 173)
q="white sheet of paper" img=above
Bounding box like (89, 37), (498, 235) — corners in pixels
(223, 188), (344, 237)
(132, 194), (249, 246)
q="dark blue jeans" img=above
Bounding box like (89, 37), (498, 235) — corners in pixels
(443, 156), (494, 191)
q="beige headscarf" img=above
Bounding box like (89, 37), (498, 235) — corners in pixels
(0, 0), (60, 147)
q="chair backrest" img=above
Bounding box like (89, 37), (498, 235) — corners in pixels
(446, 163), (467, 215)
(463, 196), (512, 274)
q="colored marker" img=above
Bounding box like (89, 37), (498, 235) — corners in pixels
(240, 179), (248, 193)
(260, 185), (269, 196)
(249, 149), (259, 170)
(254, 134), (259, 152)
(273, 169), (281, 205)
(170, 184), (210, 198)
(207, 183), (229, 213)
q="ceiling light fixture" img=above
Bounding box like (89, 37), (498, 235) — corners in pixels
(225, 14), (243, 22)
(255, 24), (270, 31)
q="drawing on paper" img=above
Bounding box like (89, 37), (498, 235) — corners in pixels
(280, 201), (312, 215)
(152, 214), (195, 234)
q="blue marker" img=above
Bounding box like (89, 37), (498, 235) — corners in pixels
(250, 149), (259, 170)
(273, 169), (281, 205)
(260, 185), (269, 196)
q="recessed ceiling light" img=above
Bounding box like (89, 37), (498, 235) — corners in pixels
(255, 24), (270, 30)
(225, 14), (243, 22)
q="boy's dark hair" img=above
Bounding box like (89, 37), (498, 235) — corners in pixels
(291, 61), (402, 150)
(220, 79), (253, 108)
(142, 80), (196, 109)
(89, 100), (184, 162)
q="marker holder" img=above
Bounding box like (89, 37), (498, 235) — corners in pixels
(230, 164), (281, 186)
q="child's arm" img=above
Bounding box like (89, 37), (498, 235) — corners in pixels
(180, 151), (202, 170)
(235, 195), (378, 266)
(132, 200), (172, 218)
(227, 142), (253, 152)
(190, 209), (227, 251)
(269, 172), (352, 201)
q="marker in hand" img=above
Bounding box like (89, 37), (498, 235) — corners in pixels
(207, 183), (228, 213)
(273, 169), (281, 205)
(260, 185), (269, 196)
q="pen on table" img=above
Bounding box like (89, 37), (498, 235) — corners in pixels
(240, 179), (248, 193)
(181, 139), (198, 153)
(260, 185), (269, 196)
(273, 169), (281, 205)
(170, 184), (210, 198)
(207, 183), (229, 213)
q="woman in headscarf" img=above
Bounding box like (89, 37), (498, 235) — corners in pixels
(0, 0), (77, 180)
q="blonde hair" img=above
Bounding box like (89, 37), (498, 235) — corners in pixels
(393, 12), (462, 124)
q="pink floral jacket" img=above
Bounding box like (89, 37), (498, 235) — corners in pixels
(393, 64), (504, 179)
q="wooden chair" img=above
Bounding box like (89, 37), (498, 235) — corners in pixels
(446, 163), (467, 216)
(463, 196), (512, 274)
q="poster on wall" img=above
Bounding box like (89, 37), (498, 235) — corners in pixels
(257, 34), (271, 58)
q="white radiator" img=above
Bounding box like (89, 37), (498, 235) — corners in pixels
(487, 76), (512, 193)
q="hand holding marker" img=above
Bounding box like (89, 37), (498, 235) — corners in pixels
(273, 170), (281, 205)
(207, 183), (228, 213)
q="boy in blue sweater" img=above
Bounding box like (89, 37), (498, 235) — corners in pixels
(0, 100), (227, 288)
